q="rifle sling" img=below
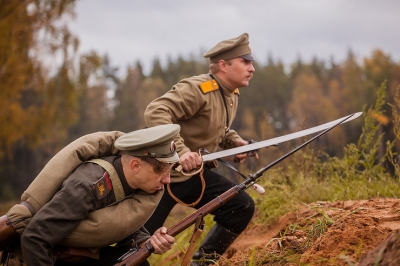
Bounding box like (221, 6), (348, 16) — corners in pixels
(181, 215), (205, 266)
(167, 169), (205, 207)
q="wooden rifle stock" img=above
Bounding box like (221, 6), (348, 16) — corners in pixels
(113, 184), (246, 266)
(114, 112), (358, 266)
(114, 245), (152, 266)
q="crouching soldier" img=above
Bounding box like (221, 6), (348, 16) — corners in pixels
(0, 124), (180, 266)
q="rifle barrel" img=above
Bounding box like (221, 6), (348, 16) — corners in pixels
(116, 112), (360, 266)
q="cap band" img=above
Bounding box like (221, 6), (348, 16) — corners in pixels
(115, 124), (180, 164)
(137, 141), (176, 159)
(209, 44), (251, 63)
(203, 33), (253, 63)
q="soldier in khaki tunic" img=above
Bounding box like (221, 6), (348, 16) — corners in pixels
(143, 33), (257, 265)
(3, 125), (180, 266)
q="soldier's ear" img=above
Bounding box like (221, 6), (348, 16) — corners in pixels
(130, 159), (141, 173)
(218, 60), (228, 73)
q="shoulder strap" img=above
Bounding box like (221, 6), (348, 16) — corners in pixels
(199, 79), (219, 93)
(87, 159), (125, 202)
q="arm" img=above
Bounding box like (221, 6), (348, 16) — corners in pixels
(114, 185), (243, 266)
(21, 176), (98, 265)
(220, 129), (243, 150)
(145, 82), (205, 171)
(144, 81), (205, 157)
(22, 131), (124, 212)
(220, 130), (259, 163)
(147, 227), (174, 254)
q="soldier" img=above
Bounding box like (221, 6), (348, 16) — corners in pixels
(143, 33), (257, 265)
(1, 124), (180, 266)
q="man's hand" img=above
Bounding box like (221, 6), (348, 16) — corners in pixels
(148, 227), (175, 254)
(233, 139), (259, 163)
(178, 151), (202, 171)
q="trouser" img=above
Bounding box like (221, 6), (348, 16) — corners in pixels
(145, 167), (255, 235)
(2, 246), (150, 266)
(54, 246), (150, 266)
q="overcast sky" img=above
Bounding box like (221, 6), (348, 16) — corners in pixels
(69, 0), (400, 76)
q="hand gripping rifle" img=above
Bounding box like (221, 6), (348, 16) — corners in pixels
(114, 112), (361, 266)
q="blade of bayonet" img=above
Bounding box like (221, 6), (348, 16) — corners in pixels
(202, 112), (362, 162)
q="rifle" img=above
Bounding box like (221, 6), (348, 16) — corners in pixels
(114, 112), (360, 266)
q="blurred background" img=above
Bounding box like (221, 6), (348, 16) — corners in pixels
(1, 0), (399, 201)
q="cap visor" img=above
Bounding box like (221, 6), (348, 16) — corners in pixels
(155, 152), (180, 164)
(240, 54), (255, 61)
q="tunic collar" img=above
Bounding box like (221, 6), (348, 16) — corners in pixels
(212, 74), (236, 94)
(113, 157), (137, 196)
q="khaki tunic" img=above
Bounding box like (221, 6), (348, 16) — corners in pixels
(21, 156), (149, 265)
(6, 131), (162, 250)
(144, 73), (243, 182)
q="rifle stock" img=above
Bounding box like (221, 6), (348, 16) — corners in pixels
(113, 184), (245, 266)
(114, 246), (152, 266)
(114, 112), (360, 266)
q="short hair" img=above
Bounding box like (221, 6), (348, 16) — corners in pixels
(122, 154), (171, 174)
(209, 59), (233, 74)
(138, 156), (171, 174)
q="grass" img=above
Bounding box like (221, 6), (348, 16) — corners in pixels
(1, 83), (399, 265)
(151, 83), (400, 265)
(233, 83), (400, 265)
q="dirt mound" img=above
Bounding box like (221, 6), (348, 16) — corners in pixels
(357, 229), (400, 266)
(218, 198), (400, 265)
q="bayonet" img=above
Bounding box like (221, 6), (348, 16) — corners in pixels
(202, 112), (362, 162)
(115, 110), (362, 266)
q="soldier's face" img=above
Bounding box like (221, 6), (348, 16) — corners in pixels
(224, 57), (255, 88)
(132, 161), (171, 193)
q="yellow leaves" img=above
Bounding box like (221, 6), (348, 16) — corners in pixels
(288, 72), (344, 154)
(289, 73), (329, 120)
(368, 110), (390, 126)
(364, 50), (393, 87)
(0, 102), (31, 158)
(0, 0), (78, 160)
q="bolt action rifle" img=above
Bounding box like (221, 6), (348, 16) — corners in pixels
(114, 112), (361, 266)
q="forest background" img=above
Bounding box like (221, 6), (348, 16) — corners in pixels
(1, 1), (400, 202)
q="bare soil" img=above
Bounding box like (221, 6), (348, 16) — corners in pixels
(216, 198), (400, 265)
(2, 199), (400, 265)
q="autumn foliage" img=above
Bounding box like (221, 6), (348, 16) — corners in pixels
(0, 1), (399, 199)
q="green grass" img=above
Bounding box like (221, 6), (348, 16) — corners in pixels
(1, 83), (399, 265)
(225, 83), (400, 265)
(151, 83), (400, 265)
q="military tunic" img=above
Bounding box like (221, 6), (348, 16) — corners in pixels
(143, 73), (255, 237)
(20, 156), (148, 265)
(5, 131), (162, 252)
(144, 73), (242, 182)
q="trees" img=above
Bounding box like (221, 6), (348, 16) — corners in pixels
(0, 0), (80, 198)
(0, 0), (79, 155)
(111, 64), (146, 132)
(1, 1), (399, 198)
